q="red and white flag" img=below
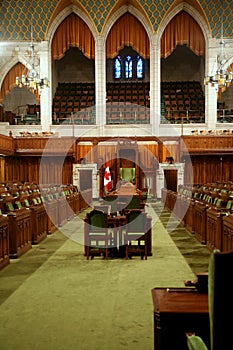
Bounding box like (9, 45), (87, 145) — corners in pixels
(104, 162), (112, 192)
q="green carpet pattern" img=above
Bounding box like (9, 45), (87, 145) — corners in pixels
(0, 202), (210, 350)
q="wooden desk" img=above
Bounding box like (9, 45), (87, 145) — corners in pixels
(84, 213), (152, 257)
(222, 214), (233, 252)
(0, 215), (9, 269)
(151, 288), (209, 350)
(194, 202), (208, 244)
(8, 208), (32, 258)
(106, 215), (127, 248)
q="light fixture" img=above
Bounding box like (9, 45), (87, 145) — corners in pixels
(204, 2), (233, 90)
(16, 27), (49, 93)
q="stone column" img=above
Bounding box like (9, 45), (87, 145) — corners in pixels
(39, 41), (52, 131)
(95, 37), (106, 136)
(204, 39), (218, 130)
(150, 35), (160, 136)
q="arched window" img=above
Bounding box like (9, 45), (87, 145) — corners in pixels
(114, 56), (122, 79)
(136, 56), (143, 79)
(125, 56), (133, 78)
(113, 54), (144, 80)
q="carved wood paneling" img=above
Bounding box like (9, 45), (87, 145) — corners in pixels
(5, 156), (73, 185)
(181, 135), (233, 156)
(15, 137), (75, 156)
(184, 155), (232, 185)
(0, 134), (14, 155)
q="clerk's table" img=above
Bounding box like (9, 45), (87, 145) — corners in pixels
(151, 288), (210, 350)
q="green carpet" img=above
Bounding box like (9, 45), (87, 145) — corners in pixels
(0, 202), (209, 350)
(151, 201), (211, 273)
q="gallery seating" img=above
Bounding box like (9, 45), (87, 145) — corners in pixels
(52, 82), (151, 125)
(161, 81), (205, 123)
(52, 82), (95, 124)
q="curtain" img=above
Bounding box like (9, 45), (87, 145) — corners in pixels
(161, 11), (205, 59)
(0, 63), (26, 101)
(51, 13), (95, 61)
(106, 13), (150, 59)
(0, 63), (39, 102)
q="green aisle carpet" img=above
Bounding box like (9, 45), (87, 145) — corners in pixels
(0, 202), (210, 350)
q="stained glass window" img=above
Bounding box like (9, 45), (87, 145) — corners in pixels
(136, 56), (143, 79)
(125, 55), (133, 78)
(114, 56), (121, 79)
(113, 54), (144, 80)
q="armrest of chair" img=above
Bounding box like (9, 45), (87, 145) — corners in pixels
(186, 334), (208, 350)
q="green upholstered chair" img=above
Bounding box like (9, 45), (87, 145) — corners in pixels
(120, 168), (135, 183)
(124, 209), (148, 260)
(85, 209), (112, 260)
(123, 195), (145, 214)
(187, 250), (233, 350)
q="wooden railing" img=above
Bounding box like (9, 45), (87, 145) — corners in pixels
(181, 135), (233, 156)
(0, 134), (14, 156)
(15, 136), (75, 156)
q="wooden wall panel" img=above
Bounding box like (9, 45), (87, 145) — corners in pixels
(76, 143), (94, 163)
(138, 142), (159, 168)
(5, 156), (73, 185)
(39, 156), (73, 185)
(98, 143), (117, 167)
(181, 135), (233, 156)
(0, 157), (5, 183)
(162, 142), (180, 163)
(184, 155), (233, 185)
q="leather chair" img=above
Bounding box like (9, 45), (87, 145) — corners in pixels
(85, 209), (112, 260)
(187, 250), (233, 350)
(124, 209), (148, 260)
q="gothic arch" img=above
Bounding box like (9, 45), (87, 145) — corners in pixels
(0, 56), (35, 101)
(102, 4), (153, 46)
(157, 2), (211, 51)
(46, 5), (98, 50)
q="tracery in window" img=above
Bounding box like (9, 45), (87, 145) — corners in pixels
(113, 52), (144, 80)
(114, 56), (121, 79)
(136, 56), (143, 79)
(125, 55), (133, 78)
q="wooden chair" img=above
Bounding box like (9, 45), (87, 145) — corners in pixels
(102, 195), (118, 216)
(124, 209), (149, 260)
(85, 209), (112, 260)
(187, 250), (233, 350)
(123, 195), (145, 214)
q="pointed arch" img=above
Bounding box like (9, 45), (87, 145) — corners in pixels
(106, 12), (150, 59)
(0, 63), (27, 102)
(51, 12), (95, 61)
(157, 2), (211, 57)
(160, 10), (205, 59)
(0, 59), (40, 102)
(46, 2), (98, 41)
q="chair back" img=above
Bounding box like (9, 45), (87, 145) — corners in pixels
(208, 250), (233, 350)
(103, 195), (118, 216)
(126, 209), (147, 234)
(86, 209), (108, 232)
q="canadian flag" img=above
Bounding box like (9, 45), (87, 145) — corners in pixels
(104, 162), (112, 192)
